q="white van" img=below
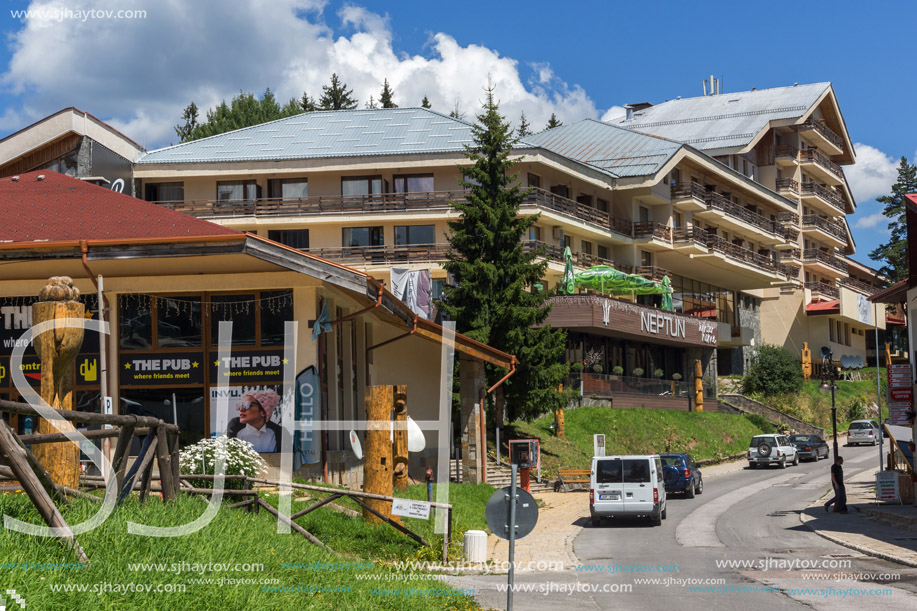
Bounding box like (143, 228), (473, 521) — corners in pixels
(589, 455), (667, 527)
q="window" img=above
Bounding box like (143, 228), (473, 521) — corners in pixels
(37, 149), (78, 176)
(210, 294), (256, 346)
(267, 178), (308, 200)
(673, 212), (683, 228)
(431, 279), (445, 300)
(596, 198), (609, 212)
(260, 290), (294, 346)
(145, 182), (184, 203)
(394, 225), (435, 245)
(596, 459), (622, 484)
(671, 168), (681, 185)
(217, 180), (258, 201)
(623, 459), (650, 483)
(550, 185), (569, 199)
(343, 226), (384, 247)
(528, 226), (542, 242)
(597, 245), (608, 260)
(639, 206), (650, 223)
(393, 174), (433, 193)
(342, 176), (383, 196)
(844, 323), (850, 346)
(527, 173), (541, 189)
(836, 321), (843, 345)
(641, 251), (653, 267)
(157, 297), (202, 348)
(576, 194), (593, 207)
(268, 229), (309, 249)
(563, 235), (571, 248)
(581, 240), (593, 255)
(119, 294), (153, 350)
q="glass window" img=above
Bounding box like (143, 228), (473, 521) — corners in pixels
(829, 318), (836, 342)
(595, 460), (622, 484)
(157, 297), (202, 348)
(145, 182), (184, 203)
(641, 251), (653, 267)
(528, 226), (542, 242)
(596, 198), (609, 212)
(550, 185), (569, 198)
(661, 456), (685, 468)
(431, 279), (445, 300)
(121, 389), (204, 449)
(119, 294), (153, 350)
(261, 290), (294, 346)
(623, 459), (650, 483)
(268, 178), (308, 200)
(59, 150), (79, 176)
(527, 173), (541, 189)
(343, 227), (384, 247)
(341, 176), (383, 197)
(217, 180), (258, 201)
(393, 174), (434, 193)
(597, 245), (608, 260)
(394, 225), (435, 245)
(210, 294), (256, 346)
(581, 240), (592, 255)
(268, 229), (309, 249)
(576, 194), (593, 206)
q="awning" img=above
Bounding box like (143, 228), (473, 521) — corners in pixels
(805, 299), (839, 314)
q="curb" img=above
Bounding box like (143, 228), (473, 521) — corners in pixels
(798, 504), (917, 569)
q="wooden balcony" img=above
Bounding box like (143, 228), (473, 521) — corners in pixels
(670, 182), (707, 212)
(303, 243), (451, 265)
(800, 214), (847, 247)
(633, 222), (672, 241)
(806, 281), (840, 300)
(776, 178), (799, 196)
(704, 233), (787, 278)
(694, 190), (789, 244)
(799, 182), (846, 216)
(839, 277), (881, 296)
(672, 228), (709, 254)
(801, 249), (849, 277)
(799, 119), (844, 156)
(797, 148), (844, 184)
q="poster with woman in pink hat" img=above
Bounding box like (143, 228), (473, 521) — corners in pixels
(211, 386), (290, 453)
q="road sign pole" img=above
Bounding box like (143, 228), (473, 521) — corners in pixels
(507, 463), (517, 611)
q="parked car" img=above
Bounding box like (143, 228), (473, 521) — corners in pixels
(848, 420), (880, 446)
(747, 434), (798, 469)
(788, 434), (829, 461)
(660, 453), (703, 497)
(589, 455), (667, 527)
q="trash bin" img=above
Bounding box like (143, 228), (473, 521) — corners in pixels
(463, 529), (487, 563)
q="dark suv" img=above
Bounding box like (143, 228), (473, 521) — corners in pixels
(660, 453), (703, 498)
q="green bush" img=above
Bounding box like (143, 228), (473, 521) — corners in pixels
(742, 344), (803, 396)
(612, 366), (624, 375)
(846, 396), (867, 421)
(569, 362), (584, 373)
(744, 413), (777, 433)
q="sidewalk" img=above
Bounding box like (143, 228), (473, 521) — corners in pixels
(799, 466), (917, 567)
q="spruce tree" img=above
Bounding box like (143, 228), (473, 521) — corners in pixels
(421, 95), (432, 109)
(517, 111), (531, 137)
(869, 157), (917, 282)
(442, 85), (569, 422)
(365, 95), (377, 109)
(318, 73), (358, 110)
(448, 100), (464, 120)
(379, 79), (397, 108)
(184, 89), (305, 141)
(545, 113), (562, 129)
(174, 102), (199, 143)
(300, 92), (317, 112)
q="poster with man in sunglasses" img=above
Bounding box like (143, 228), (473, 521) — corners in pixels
(211, 386), (289, 453)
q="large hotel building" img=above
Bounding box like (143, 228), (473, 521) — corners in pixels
(0, 82), (891, 423)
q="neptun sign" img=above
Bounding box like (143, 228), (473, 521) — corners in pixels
(545, 295), (718, 347)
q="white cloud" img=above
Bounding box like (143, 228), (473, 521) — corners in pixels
(600, 105), (626, 122)
(853, 213), (887, 229)
(844, 143), (900, 203)
(1, 0), (603, 147)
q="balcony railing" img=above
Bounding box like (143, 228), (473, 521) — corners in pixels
(633, 222), (672, 240)
(775, 144), (799, 160)
(303, 243), (451, 265)
(801, 215), (846, 241)
(671, 182), (707, 201)
(801, 249), (849, 273)
(779, 248), (801, 263)
(703, 191), (783, 236)
(673, 228), (709, 247)
(797, 148), (844, 179)
(635, 265), (672, 281)
(521, 241), (624, 271)
(524, 188), (634, 238)
(800, 119), (845, 151)
(799, 182), (845, 214)
(839, 277), (881, 296)
(806, 281), (840, 300)
(704, 233), (785, 276)
(776, 178), (799, 195)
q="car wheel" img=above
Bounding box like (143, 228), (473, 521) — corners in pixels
(873, 438), (878, 446)
(592, 517), (601, 527)
(696, 478), (703, 495)
(651, 512), (662, 526)
(685, 480), (696, 498)
(792, 453), (799, 466)
(779, 457), (787, 469)
(749, 463), (757, 469)
(662, 505), (667, 520)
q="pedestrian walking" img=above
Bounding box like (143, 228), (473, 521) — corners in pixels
(824, 455), (847, 513)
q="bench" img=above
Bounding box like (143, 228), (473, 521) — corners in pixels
(555, 469), (591, 493)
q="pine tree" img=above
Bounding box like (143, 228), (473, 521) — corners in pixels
(300, 92), (317, 112)
(448, 100), (464, 120)
(365, 95), (377, 109)
(517, 111), (531, 137)
(318, 73), (358, 110)
(545, 113), (562, 129)
(869, 157), (917, 282)
(442, 85), (569, 422)
(174, 101), (199, 143)
(421, 95), (432, 109)
(379, 79), (397, 108)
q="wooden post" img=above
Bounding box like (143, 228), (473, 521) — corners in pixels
(31, 277), (85, 489)
(363, 385), (393, 524)
(554, 409), (565, 439)
(694, 359), (704, 412)
(111, 425), (134, 495)
(155, 426), (176, 502)
(801, 341), (812, 381)
(392, 385), (409, 492)
(168, 432), (180, 498)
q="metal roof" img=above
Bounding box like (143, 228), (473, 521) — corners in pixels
(523, 119), (683, 178)
(611, 83), (831, 153)
(136, 108), (515, 164)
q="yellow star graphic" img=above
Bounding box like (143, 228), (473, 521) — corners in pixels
(124, 362), (131, 370)
(282, 358), (289, 364)
(192, 361), (199, 368)
(84, 311), (94, 319)
(213, 360), (221, 367)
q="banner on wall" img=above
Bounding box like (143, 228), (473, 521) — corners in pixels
(120, 352), (205, 386)
(210, 384), (292, 454)
(390, 268), (432, 320)
(209, 350), (285, 385)
(294, 366), (321, 469)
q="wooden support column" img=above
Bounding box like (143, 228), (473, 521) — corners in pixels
(392, 385), (408, 492)
(155, 426), (176, 502)
(459, 356), (485, 484)
(363, 385), (393, 524)
(693, 359), (704, 412)
(31, 277), (84, 490)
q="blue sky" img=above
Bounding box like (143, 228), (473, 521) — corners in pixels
(0, 0), (913, 267)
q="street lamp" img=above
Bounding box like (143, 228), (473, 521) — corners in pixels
(819, 347), (839, 458)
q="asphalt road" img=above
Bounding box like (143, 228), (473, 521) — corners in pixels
(448, 443), (917, 610)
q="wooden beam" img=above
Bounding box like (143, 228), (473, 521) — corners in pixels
(350, 495), (430, 548)
(255, 497), (335, 553)
(289, 493), (343, 521)
(0, 399), (179, 432)
(111, 425), (134, 496)
(155, 426), (176, 502)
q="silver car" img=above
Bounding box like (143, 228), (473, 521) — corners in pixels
(848, 420), (879, 446)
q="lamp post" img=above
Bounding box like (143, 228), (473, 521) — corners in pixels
(820, 347), (839, 458)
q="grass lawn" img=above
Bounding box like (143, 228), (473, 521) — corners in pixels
(0, 487), (484, 610)
(504, 407), (769, 477)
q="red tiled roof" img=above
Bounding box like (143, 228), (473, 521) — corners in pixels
(0, 171), (239, 243)
(806, 299), (839, 314)
(887, 315), (906, 325)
